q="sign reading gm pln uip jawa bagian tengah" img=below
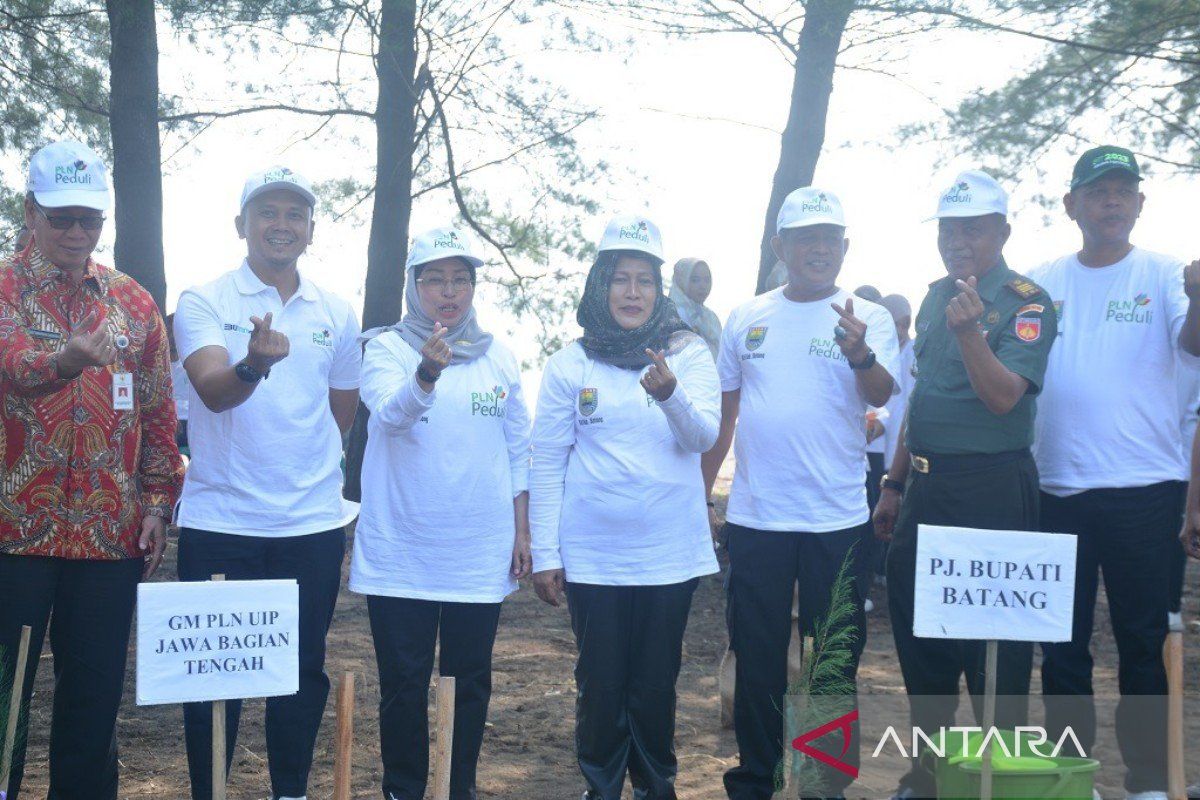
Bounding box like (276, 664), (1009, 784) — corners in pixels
(914, 525), (1077, 643)
(136, 580), (299, 705)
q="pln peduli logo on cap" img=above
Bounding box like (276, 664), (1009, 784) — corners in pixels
(27, 140), (111, 211)
(776, 186), (846, 233)
(407, 224), (484, 271)
(598, 213), (665, 264)
(929, 169), (1008, 220)
(239, 164), (317, 212)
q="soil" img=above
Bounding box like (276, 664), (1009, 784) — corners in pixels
(14, 478), (1200, 799)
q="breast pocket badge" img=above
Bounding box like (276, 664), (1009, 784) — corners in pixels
(578, 387), (598, 417)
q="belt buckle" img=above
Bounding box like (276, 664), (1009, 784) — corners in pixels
(911, 455), (930, 474)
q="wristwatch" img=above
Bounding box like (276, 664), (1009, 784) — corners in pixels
(848, 348), (877, 370)
(235, 361), (267, 383)
(880, 474), (905, 495)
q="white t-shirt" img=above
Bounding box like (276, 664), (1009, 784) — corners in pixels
(349, 332), (531, 603)
(171, 359), (191, 422)
(718, 287), (900, 532)
(1028, 248), (1196, 494)
(529, 337), (720, 586)
(883, 338), (916, 465)
(173, 260), (362, 536)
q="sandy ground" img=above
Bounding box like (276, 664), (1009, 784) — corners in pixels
(14, 483), (1200, 799)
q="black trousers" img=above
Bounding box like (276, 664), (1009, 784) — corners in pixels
(177, 527), (345, 800)
(1039, 482), (1179, 793)
(0, 554), (141, 800)
(366, 595), (502, 800)
(565, 579), (698, 800)
(885, 452), (1039, 798)
(723, 524), (866, 800)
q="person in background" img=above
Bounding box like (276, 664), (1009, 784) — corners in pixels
(13, 224), (31, 253)
(879, 294), (915, 469)
(670, 257), (722, 359)
(1027, 146), (1200, 799)
(0, 140), (184, 800)
(531, 214), (720, 800)
(1172, 353), (1198, 631)
(173, 165), (361, 800)
(165, 311), (191, 453)
(705, 188), (899, 800)
(349, 225), (532, 800)
(857, 283), (890, 612)
(873, 169), (1056, 800)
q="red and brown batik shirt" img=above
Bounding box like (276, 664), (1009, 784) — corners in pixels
(0, 240), (184, 559)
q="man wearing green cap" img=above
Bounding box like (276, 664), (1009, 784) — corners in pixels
(873, 168), (1057, 800)
(1026, 145), (1200, 799)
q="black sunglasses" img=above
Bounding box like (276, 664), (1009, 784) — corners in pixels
(34, 202), (106, 232)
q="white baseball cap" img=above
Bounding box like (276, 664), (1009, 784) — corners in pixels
(776, 187), (846, 233)
(930, 169), (1008, 220)
(239, 165), (317, 212)
(597, 214), (664, 264)
(406, 225), (484, 270)
(26, 141), (111, 211)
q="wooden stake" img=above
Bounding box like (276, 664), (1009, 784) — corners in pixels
(211, 574), (226, 800)
(431, 676), (456, 800)
(1165, 631), (1185, 800)
(333, 672), (355, 800)
(0, 625), (32, 795)
(980, 639), (998, 800)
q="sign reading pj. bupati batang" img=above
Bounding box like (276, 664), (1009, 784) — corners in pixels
(136, 580), (299, 705)
(914, 525), (1076, 643)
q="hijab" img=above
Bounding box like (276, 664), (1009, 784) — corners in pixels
(361, 258), (493, 363)
(576, 250), (692, 370)
(668, 257), (722, 359)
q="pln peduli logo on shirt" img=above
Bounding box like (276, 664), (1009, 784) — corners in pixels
(312, 328), (333, 347)
(578, 387), (598, 417)
(54, 159), (94, 186)
(1105, 293), (1152, 324)
(470, 385), (508, 418)
(745, 326), (768, 351)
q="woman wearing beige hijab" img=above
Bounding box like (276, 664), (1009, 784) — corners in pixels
(669, 257), (722, 359)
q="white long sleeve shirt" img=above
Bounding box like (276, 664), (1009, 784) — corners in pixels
(530, 337), (721, 586)
(349, 332), (531, 603)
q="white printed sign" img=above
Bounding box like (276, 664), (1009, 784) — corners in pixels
(913, 525), (1076, 643)
(136, 580), (299, 706)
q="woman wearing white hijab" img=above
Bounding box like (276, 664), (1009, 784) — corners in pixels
(669, 257), (722, 359)
(350, 225), (532, 800)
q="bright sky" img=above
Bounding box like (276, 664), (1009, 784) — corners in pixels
(75, 12), (1200, 372)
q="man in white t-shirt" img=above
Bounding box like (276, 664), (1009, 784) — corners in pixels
(173, 166), (362, 800)
(703, 187), (899, 800)
(1029, 145), (1200, 799)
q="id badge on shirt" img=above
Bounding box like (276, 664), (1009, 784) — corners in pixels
(112, 372), (134, 411)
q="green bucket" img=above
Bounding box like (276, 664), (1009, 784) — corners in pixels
(920, 729), (1098, 800)
(952, 756), (1100, 799)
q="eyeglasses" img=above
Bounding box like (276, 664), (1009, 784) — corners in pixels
(610, 275), (658, 290)
(35, 203), (106, 232)
(417, 277), (473, 293)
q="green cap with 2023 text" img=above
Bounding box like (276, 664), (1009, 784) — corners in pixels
(1070, 145), (1141, 190)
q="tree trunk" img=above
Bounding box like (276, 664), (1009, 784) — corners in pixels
(344, 0), (419, 501)
(755, 0), (854, 293)
(106, 0), (166, 310)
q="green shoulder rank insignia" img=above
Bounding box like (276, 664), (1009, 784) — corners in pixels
(1005, 278), (1040, 300)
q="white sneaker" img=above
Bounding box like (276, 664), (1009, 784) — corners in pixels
(864, 598), (876, 613)
(1125, 791), (1168, 800)
(1169, 611), (1184, 632)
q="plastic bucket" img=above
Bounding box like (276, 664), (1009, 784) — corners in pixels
(950, 756), (1100, 799)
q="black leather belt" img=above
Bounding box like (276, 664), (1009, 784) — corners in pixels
(910, 448), (1030, 475)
